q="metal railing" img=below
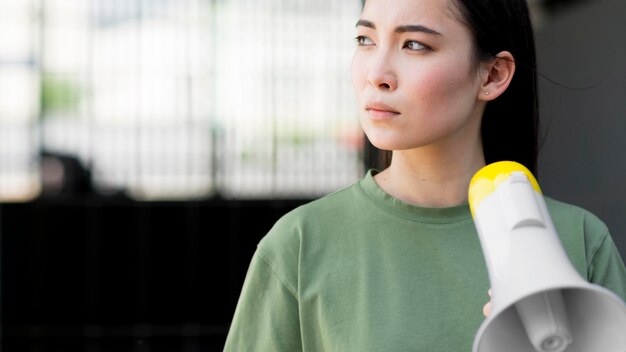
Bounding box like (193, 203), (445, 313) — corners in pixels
(0, 0), (363, 202)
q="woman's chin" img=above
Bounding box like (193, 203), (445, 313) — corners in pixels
(364, 133), (404, 151)
(366, 139), (398, 151)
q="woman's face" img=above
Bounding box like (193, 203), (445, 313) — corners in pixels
(351, 0), (485, 153)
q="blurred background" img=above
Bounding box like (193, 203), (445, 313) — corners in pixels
(0, 0), (624, 350)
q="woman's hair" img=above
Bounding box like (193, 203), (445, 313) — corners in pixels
(366, 0), (539, 175)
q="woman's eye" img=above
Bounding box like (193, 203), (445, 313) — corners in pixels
(403, 40), (428, 51)
(355, 35), (374, 46)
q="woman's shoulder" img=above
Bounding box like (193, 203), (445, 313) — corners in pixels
(272, 180), (364, 229)
(257, 180), (364, 252)
(545, 196), (609, 236)
(253, 180), (365, 286)
(544, 196), (612, 274)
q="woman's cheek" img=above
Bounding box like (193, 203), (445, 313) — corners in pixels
(350, 53), (368, 96)
(413, 62), (476, 114)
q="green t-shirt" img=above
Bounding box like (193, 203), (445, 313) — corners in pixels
(224, 170), (626, 351)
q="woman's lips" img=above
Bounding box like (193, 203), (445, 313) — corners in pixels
(366, 103), (400, 120)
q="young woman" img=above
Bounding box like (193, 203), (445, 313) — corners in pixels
(224, 0), (626, 350)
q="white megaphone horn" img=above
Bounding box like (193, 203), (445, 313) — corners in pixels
(469, 161), (626, 352)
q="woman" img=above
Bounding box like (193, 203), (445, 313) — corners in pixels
(224, 0), (626, 350)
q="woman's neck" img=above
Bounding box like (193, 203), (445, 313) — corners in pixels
(373, 147), (485, 208)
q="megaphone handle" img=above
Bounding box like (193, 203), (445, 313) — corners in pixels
(515, 290), (572, 352)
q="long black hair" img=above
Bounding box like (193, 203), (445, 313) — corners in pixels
(365, 0), (539, 175)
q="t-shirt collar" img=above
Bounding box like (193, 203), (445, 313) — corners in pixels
(359, 169), (473, 224)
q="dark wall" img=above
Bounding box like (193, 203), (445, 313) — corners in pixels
(535, 0), (626, 258)
(0, 198), (309, 351)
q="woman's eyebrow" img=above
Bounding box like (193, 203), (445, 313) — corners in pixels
(355, 19), (376, 29)
(395, 25), (441, 36)
(356, 19), (442, 36)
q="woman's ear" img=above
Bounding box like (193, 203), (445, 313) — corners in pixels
(478, 51), (516, 101)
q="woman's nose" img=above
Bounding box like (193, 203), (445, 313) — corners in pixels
(366, 56), (397, 91)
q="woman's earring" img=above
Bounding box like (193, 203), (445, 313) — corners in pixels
(484, 91), (489, 96)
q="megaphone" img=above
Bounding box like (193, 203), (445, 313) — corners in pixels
(469, 161), (626, 352)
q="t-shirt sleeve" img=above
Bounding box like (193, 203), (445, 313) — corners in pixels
(587, 230), (626, 302)
(223, 250), (303, 352)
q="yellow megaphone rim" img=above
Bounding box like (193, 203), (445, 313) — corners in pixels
(468, 161), (542, 217)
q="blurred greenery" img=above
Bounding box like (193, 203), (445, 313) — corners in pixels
(40, 75), (81, 117)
